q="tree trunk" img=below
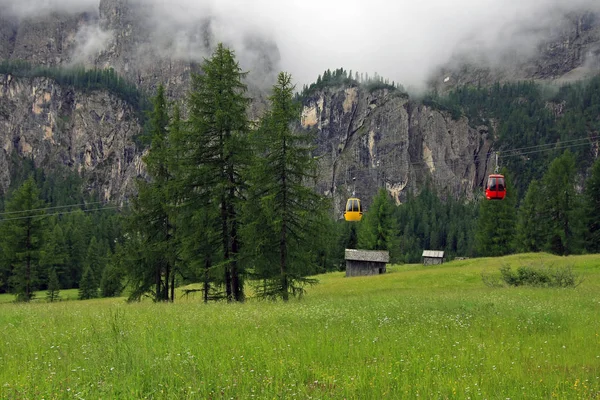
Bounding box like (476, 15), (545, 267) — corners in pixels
(164, 263), (170, 302)
(170, 271), (175, 302)
(26, 225), (32, 301)
(155, 262), (161, 302)
(203, 257), (210, 303)
(231, 216), (242, 302)
(280, 136), (289, 301)
(222, 197), (232, 302)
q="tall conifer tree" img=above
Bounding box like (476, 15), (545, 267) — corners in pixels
(516, 180), (546, 252)
(46, 267), (60, 302)
(358, 188), (398, 259)
(0, 177), (46, 301)
(585, 158), (600, 252)
(126, 85), (178, 301)
(244, 72), (322, 300)
(540, 150), (583, 255)
(184, 43), (250, 302)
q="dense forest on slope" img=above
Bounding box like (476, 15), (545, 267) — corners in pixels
(426, 77), (600, 198)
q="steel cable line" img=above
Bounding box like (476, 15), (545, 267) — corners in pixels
(354, 135), (599, 173)
(498, 136), (600, 156)
(0, 206), (121, 222)
(0, 133), (597, 218)
(0, 201), (106, 217)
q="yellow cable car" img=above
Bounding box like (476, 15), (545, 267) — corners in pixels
(344, 197), (363, 222)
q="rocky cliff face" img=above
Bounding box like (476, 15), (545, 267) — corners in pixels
(0, 74), (142, 202)
(0, 2), (599, 208)
(431, 11), (600, 92)
(0, 0), (277, 200)
(302, 86), (493, 215)
(0, 1), (279, 97)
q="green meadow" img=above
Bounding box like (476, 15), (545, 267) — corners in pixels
(1, 253), (599, 399)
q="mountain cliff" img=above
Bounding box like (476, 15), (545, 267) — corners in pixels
(0, 74), (142, 202)
(430, 12), (600, 92)
(0, 1), (599, 208)
(302, 86), (492, 214)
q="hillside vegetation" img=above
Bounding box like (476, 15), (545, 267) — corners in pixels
(1, 253), (599, 399)
(426, 76), (600, 197)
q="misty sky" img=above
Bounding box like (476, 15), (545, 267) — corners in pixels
(1, 0), (599, 88)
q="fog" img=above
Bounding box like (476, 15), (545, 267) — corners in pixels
(1, 0), (599, 89)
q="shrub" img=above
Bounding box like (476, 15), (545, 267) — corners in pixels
(483, 263), (582, 288)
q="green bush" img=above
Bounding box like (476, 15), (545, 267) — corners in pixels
(483, 263), (582, 288)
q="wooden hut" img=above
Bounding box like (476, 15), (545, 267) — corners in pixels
(422, 250), (444, 265)
(345, 249), (389, 277)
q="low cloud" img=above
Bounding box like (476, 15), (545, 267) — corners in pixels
(70, 24), (113, 65)
(2, 0), (600, 89)
(0, 0), (97, 19)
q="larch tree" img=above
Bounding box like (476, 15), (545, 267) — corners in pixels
(78, 265), (97, 300)
(40, 223), (69, 287)
(0, 177), (47, 302)
(540, 150), (583, 255)
(243, 72), (323, 300)
(584, 158), (600, 252)
(358, 188), (398, 259)
(183, 43), (251, 302)
(515, 179), (546, 252)
(126, 84), (178, 302)
(46, 266), (60, 302)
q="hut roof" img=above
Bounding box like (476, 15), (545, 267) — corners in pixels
(422, 250), (444, 258)
(345, 249), (390, 263)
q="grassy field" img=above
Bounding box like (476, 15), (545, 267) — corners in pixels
(1, 253), (599, 399)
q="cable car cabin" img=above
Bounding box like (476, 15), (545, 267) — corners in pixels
(344, 198), (363, 222)
(485, 174), (506, 200)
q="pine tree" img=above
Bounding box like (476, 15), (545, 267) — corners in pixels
(100, 250), (124, 297)
(516, 180), (546, 252)
(358, 188), (398, 260)
(41, 224), (69, 287)
(243, 72), (322, 300)
(0, 177), (47, 301)
(46, 266), (60, 302)
(84, 237), (105, 285)
(62, 210), (89, 289)
(125, 85), (178, 302)
(585, 158), (600, 252)
(78, 265), (97, 300)
(540, 150), (583, 255)
(183, 43), (251, 302)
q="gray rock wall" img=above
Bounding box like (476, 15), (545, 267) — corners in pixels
(303, 86), (493, 215)
(0, 74), (142, 202)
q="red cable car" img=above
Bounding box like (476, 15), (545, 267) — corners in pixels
(485, 174), (506, 200)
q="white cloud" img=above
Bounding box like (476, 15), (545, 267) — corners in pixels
(1, 0), (599, 88)
(70, 23), (113, 65)
(0, 0), (97, 18)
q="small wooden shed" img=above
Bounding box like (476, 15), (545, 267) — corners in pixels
(422, 250), (444, 265)
(345, 249), (389, 277)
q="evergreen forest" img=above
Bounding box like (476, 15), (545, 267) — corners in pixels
(1, 49), (600, 303)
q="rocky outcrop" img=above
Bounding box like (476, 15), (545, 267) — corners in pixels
(431, 12), (600, 91)
(96, 0), (202, 98)
(0, 74), (142, 202)
(5, 12), (89, 67)
(303, 86), (493, 215)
